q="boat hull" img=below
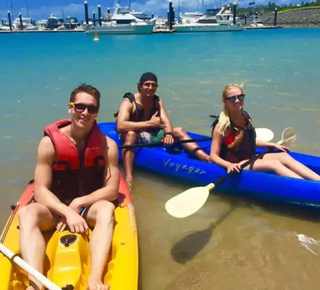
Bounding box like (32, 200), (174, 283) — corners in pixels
(99, 122), (320, 209)
(174, 24), (243, 32)
(86, 24), (154, 35)
(0, 173), (138, 289)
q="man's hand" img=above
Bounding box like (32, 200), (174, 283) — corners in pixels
(69, 198), (82, 213)
(66, 209), (89, 234)
(162, 134), (174, 145)
(56, 207), (89, 235)
(148, 112), (162, 128)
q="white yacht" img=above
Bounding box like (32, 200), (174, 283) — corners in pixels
(174, 6), (242, 32)
(86, 3), (155, 35)
(0, 20), (10, 31)
(37, 19), (48, 30)
(0, 25), (10, 31)
(12, 17), (38, 30)
(250, 18), (265, 27)
(179, 11), (204, 24)
(46, 14), (64, 30)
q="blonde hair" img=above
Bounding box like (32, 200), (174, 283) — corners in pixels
(217, 83), (244, 136)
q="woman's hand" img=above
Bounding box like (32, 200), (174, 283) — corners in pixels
(271, 143), (290, 152)
(226, 162), (242, 173)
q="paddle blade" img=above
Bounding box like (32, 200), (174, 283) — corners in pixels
(165, 184), (214, 218)
(256, 128), (274, 142)
(278, 127), (296, 147)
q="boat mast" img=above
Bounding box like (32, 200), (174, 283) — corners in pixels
(6, 0), (14, 16)
(178, 0), (181, 23)
(25, 0), (29, 17)
(60, 1), (65, 19)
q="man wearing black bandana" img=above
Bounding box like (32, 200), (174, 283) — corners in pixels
(115, 72), (210, 190)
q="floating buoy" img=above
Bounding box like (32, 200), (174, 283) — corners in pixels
(94, 33), (99, 41)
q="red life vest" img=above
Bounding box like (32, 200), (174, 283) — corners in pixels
(44, 119), (105, 205)
(211, 111), (256, 162)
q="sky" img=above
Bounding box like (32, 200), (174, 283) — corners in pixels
(0, 0), (306, 20)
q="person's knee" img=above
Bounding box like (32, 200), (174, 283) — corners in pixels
(18, 206), (38, 228)
(270, 159), (282, 171)
(278, 152), (293, 164)
(124, 131), (138, 144)
(95, 201), (115, 224)
(173, 127), (186, 138)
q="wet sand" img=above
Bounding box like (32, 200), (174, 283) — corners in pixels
(127, 169), (320, 290)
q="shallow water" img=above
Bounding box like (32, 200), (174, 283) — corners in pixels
(1, 29), (320, 289)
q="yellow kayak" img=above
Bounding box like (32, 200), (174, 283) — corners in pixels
(0, 173), (138, 289)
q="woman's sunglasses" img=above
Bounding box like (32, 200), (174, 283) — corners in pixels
(70, 102), (99, 114)
(226, 94), (245, 103)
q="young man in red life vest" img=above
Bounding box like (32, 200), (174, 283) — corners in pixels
(18, 84), (119, 290)
(115, 72), (210, 190)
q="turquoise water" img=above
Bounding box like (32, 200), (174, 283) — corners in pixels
(1, 28), (320, 289)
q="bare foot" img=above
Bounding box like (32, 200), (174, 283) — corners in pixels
(126, 177), (133, 191)
(87, 280), (110, 290)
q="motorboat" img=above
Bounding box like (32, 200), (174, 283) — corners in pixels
(0, 20), (10, 31)
(179, 11), (204, 24)
(0, 19), (11, 30)
(46, 14), (64, 30)
(12, 17), (38, 30)
(37, 19), (48, 30)
(86, 3), (155, 35)
(64, 16), (80, 29)
(250, 18), (265, 27)
(0, 25), (10, 31)
(174, 6), (242, 32)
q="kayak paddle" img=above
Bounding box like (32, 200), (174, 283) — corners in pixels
(165, 127), (297, 218)
(119, 127), (274, 149)
(0, 243), (61, 290)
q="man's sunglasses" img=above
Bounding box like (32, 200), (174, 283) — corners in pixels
(226, 94), (245, 103)
(70, 102), (99, 114)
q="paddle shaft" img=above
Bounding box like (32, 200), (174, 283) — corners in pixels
(214, 130), (295, 187)
(118, 128), (274, 149)
(214, 147), (273, 187)
(118, 137), (212, 149)
(0, 243), (61, 290)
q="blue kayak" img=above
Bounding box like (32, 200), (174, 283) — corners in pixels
(99, 122), (320, 209)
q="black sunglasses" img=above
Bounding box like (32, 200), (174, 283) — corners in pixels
(70, 102), (99, 114)
(226, 94), (245, 103)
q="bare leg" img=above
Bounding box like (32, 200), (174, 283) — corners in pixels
(242, 157), (302, 178)
(122, 131), (138, 189)
(85, 200), (115, 290)
(18, 203), (58, 290)
(173, 127), (210, 162)
(262, 152), (320, 181)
